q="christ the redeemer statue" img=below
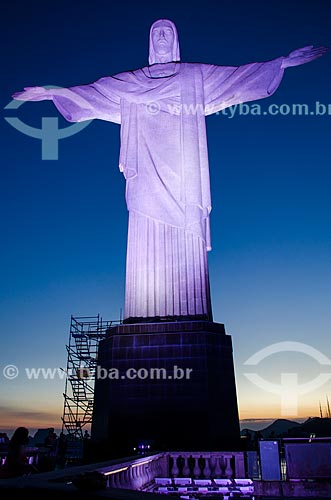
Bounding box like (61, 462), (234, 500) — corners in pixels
(13, 19), (327, 322)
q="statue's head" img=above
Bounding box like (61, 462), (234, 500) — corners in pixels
(149, 19), (180, 65)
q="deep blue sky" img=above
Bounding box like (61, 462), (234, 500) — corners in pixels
(1, 0), (330, 435)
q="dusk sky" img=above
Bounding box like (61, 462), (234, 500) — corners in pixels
(1, 0), (330, 437)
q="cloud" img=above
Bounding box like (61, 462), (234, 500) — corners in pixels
(0, 404), (61, 436)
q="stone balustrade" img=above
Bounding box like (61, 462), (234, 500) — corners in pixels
(95, 450), (245, 490)
(168, 451), (245, 479)
(96, 453), (168, 490)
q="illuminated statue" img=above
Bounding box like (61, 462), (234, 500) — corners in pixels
(13, 19), (327, 322)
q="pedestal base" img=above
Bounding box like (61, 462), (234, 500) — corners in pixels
(91, 320), (240, 458)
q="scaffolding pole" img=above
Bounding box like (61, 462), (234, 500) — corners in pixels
(61, 314), (121, 440)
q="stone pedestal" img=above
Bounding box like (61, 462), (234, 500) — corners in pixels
(91, 321), (240, 457)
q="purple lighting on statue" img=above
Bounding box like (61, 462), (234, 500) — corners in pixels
(12, 21), (327, 322)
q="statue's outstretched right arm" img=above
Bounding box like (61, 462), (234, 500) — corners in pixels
(13, 86), (56, 102)
(12, 81), (121, 124)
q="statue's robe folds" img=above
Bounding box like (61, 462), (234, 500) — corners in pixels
(52, 59), (284, 320)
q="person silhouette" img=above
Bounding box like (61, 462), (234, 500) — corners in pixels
(0, 426), (37, 478)
(55, 432), (68, 469)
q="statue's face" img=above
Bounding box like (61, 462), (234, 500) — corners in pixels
(151, 21), (174, 59)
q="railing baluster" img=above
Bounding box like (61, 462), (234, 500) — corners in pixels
(193, 454), (201, 478)
(171, 454), (179, 477)
(204, 454), (211, 478)
(214, 455), (223, 477)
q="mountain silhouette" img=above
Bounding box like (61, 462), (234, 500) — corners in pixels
(241, 417), (331, 439)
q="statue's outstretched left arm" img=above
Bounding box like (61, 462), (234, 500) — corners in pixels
(281, 45), (328, 68)
(202, 45), (328, 115)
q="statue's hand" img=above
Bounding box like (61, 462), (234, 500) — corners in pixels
(12, 86), (53, 101)
(282, 45), (329, 68)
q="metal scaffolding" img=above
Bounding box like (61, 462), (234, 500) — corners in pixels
(61, 314), (121, 439)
